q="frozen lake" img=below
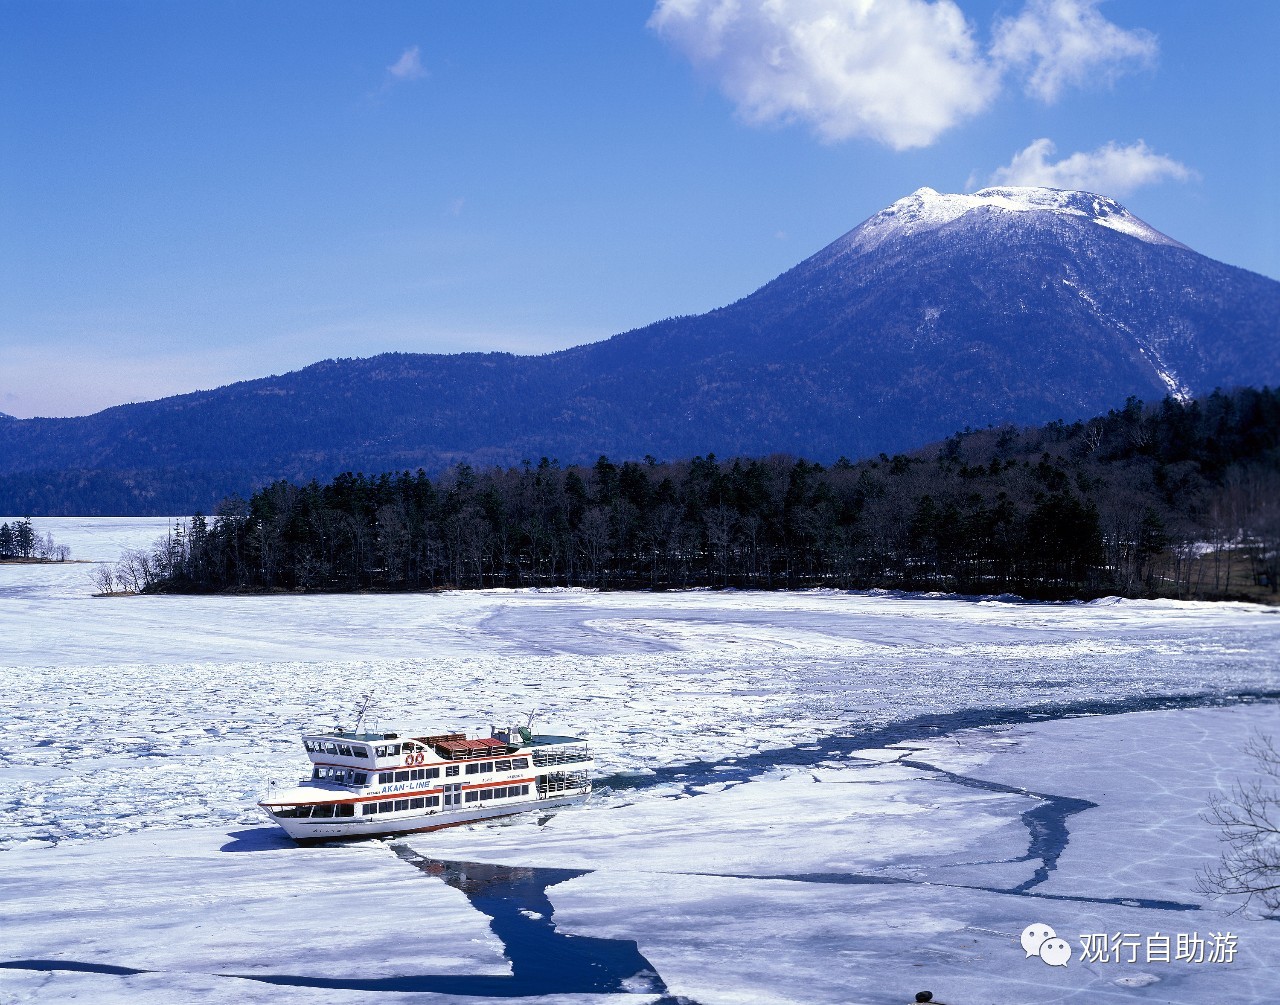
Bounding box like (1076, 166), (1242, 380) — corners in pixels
(1, 517), (1278, 1003)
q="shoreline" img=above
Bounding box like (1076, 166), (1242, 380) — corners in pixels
(119, 582), (1280, 608)
(0, 557), (91, 565)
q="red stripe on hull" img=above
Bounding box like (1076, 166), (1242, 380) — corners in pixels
(290, 809), (528, 845)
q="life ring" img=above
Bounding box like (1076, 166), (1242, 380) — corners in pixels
(414, 752), (426, 766)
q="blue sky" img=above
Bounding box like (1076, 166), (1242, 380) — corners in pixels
(2, 0), (1277, 418)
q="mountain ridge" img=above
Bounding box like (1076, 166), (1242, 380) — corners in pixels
(3, 186), (1279, 515)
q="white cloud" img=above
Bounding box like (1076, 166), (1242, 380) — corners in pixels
(650, 0), (1159, 149)
(387, 46), (427, 83)
(991, 0), (1156, 103)
(648, 0), (1000, 150)
(988, 138), (1194, 195)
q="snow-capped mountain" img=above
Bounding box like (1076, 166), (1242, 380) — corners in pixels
(3, 186), (1279, 513)
(838, 186), (1188, 255)
(723, 184), (1277, 409)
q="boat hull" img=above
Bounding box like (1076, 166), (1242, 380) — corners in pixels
(262, 790), (589, 843)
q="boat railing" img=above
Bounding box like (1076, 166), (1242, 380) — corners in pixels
(537, 772), (590, 795)
(531, 745), (591, 767)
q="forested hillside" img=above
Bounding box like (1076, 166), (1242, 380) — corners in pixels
(6, 188), (1280, 518)
(113, 389), (1280, 602)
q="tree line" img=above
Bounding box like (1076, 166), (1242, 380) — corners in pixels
(118, 388), (1280, 602)
(0, 517), (71, 561)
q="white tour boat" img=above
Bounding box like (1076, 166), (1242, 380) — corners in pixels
(259, 714), (593, 843)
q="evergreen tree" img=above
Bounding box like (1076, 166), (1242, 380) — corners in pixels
(15, 517), (35, 558)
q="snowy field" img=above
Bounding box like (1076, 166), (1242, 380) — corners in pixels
(1, 517), (1278, 1004)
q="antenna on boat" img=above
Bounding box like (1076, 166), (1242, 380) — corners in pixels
(352, 692), (375, 734)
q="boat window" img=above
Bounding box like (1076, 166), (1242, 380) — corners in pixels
(511, 757), (529, 769)
(494, 787), (506, 798)
(324, 742), (338, 754)
(409, 797), (425, 809)
(481, 761), (493, 772)
(362, 803), (377, 816)
(495, 759), (512, 772)
(312, 804), (335, 818)
(378, 771), (393, 784)
(375, 745), (387, 758)
(378, 801), (393, 813)
(312, 767), (321, 780)
(479, 789), (493, 800)
(520, 784), (529, 795)
(394, 799), (409, 812)
(395, 770), (410, 782)
(465, 763), (480, 775)
(425, 767), (440, 779)
(387, 744), (401, 756)
(338, 745), (353, 757)
(426, 795), (440, 807)
(464, 790), (478, 802)
(337, 804), (355, 817)
(353, 773), (368, 785)
(445, 765), (459, 777)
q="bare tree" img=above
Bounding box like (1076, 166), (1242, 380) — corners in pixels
(376, 502), (411, 583)
(576, 507), (612, 587)
(90, 565), (116, 595)
(1198, 732), (1280, 914)
(704, 504), (736, 586)
(115, 547), (156, 593)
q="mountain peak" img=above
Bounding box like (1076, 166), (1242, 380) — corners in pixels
(840, 185), (1186, 256)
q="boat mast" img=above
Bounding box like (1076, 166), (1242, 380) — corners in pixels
(352, 692), (375, 734)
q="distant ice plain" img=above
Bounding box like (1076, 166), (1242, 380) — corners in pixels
(1, 517), (1278, 1003)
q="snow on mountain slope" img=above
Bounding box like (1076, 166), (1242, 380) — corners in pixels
(841, 185), (1188, 256)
